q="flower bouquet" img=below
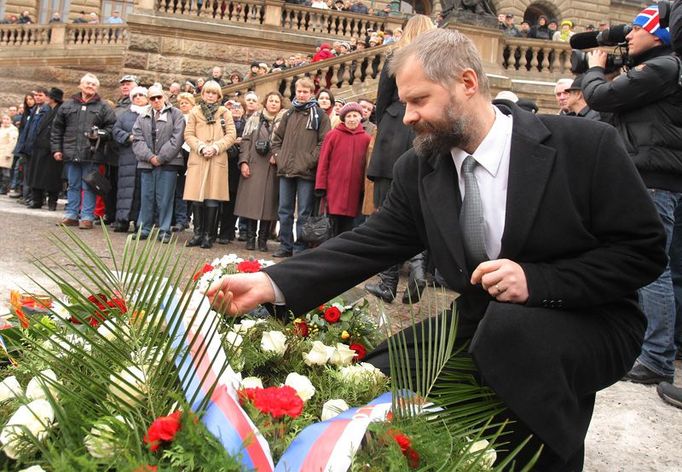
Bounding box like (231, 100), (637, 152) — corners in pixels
(0, 229), (531, 471)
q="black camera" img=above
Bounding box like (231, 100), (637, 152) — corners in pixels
(86, 126), (106, 141)
(254, 139), (271, 156)
(569, 24), (632, 74)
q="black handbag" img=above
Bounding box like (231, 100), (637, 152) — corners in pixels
(299, 197), (333, 243)
(83, 170), (111, 196)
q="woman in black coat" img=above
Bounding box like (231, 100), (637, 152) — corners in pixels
(111, 87), (148, 232)
(364, 14), (435, 304)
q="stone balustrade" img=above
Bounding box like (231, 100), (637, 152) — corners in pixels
(156, 0), (266, 25)
(500, 37), (573, 76)
(220, 44), (389, 101)
(0, 25), (51, 47)
(0, 23), (128, 48)
(66, 25), (129, 46)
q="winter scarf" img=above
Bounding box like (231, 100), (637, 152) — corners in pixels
(291, 98), (321, 131)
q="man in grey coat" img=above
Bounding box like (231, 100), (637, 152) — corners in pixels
(132, 86), (185, 242)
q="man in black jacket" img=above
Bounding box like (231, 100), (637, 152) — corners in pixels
(51, 73), (116, 229)
(583, 4), (682, 386)
(207, 29), (666, 470)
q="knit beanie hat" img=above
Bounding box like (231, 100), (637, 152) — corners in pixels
(633, 5), (671, 46)
(338, 101), (364, 120)
(129, 86), (148, 99)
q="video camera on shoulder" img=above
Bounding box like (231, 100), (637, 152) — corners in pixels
(569, 24), (631, 74)
(86, 126), (106, 141)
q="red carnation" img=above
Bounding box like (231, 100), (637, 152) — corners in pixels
(107, 297), (128, 314)
(323, 306), (342, 323)
(389, 429), (412, 453)
(293, 319), (309, 337)
(193, 263), (214, 281)
(237, 260), (262, 273)
(252, 386), (303, 419)
(144, 410), (182, 452)
(349, 343), (366, 361)
(88, 293), (109, 311)
(238, 387), (260, 405)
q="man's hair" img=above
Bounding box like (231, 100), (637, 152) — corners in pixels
(296, 77), (315, 91)
(357, 97), (374, 106)
(34, 87), (48, 94)
(80, 73), (100, 87)
(554, 78), (573, 93)
(201, 80), (223, 99)
(389, 28), (490, 99)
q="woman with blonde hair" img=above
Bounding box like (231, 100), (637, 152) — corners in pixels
(183, 81), (236, 249)
(365, 14), (435, 304)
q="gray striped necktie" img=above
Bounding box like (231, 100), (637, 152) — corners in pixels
(460, 155), (488, 269)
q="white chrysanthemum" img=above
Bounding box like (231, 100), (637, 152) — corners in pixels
(109, 366), (147, 405)
(303, 341), (334, 366)
(329, 343), (356, 367)
(25, 369), (59, 401)
(240, 377), (264, 389)
(0, 377), (22, 403)
(261, 331), (288, 356)
(84, 415), (126, 459)
(0, 399), (55, 459)
(321, 399), (350, 421)
(285, 373), (316, 401)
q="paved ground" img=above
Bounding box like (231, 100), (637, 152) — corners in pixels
(0, 195), (680, 471)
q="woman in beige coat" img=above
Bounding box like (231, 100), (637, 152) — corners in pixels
(0, 114), (19, 194)
(183, 81), (236, 249)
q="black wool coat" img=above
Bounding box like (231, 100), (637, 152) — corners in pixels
(28, 104), (63, 192)
(265, 104), (666, 461)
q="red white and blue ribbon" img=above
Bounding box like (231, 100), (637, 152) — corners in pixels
(275, 392), (394, 472)
(162, 291), (275, 471)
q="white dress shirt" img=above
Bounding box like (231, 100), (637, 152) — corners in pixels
(451, 106), (513, 260)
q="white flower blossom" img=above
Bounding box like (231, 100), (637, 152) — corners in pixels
(240, 377), (264, 389)
(18, 466), (48, 472)
(261, 330), (288, 356)
(84, 415), (126, 459)
(225, 331), (244, 354)
(338, 362), (386, 384)
(45, 333), (91, 357)
(232, 318), (265, 335)
(467, 439), (497, 469)
(0, 377), (22, 403)
(0, 399), (55, 459)
(109, 366), (147, 405)
(26, 369), (59, 401)
(303, 341), (334, 366)
(321, 399), (350, 421)
(329, 343), (356, 367)
(97, 320), (121, 342)
(285, 373), (316, 401)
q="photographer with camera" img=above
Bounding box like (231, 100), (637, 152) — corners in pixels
(51, 73), (116, 229)
(582, 4), (682, 386)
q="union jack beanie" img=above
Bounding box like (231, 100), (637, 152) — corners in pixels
(633, 5), (671, 46)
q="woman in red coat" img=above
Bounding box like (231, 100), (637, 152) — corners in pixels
(315, 102), (371, 236)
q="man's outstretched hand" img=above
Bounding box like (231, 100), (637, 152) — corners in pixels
(205, 272), (276, 316)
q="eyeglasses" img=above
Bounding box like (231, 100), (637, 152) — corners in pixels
(132, 93), (145, 98)
(149, 96), (163, 101)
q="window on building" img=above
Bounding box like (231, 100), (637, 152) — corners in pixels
(101, 0), (135, 21)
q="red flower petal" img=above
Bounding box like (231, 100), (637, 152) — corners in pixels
(323, 306), (341, 323)
(144, 411), (182, 452)
(237, 260), (262, 273)
(349, 343), (366, 361)
(193, 263), (214, 281)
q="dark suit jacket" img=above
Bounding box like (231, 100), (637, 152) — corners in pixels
(265, 103), (666, 458)
(29, 104), (63, 192)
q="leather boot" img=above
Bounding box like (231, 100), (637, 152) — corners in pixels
(365, 264), (400, 303)
(201, 206), (218, 249)
(402, 252), (428, 304)
(257, 220), (270, 252)
(245, 219), (257, 251)
(186, 204), (203, 247)
(217, 202), (235, 244)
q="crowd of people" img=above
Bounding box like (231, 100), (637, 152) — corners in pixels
(497, 12), (610, 42)
(1, 9), (125, 25)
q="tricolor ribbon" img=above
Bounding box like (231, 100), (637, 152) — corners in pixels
(162, 290), (274, 471)
(276, 392), (394, 472)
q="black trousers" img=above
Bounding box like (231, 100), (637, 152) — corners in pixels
(364, 298), (644, 471)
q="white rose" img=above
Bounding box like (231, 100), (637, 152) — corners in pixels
(303, 341), (334, 366)
(329, 343), (356, 367)
(225, 331), (244, 352)
(285, 372), (316, 401)
(97, 320), (120, 342)
(321, 399), (349, 421)
(109, 366), (147, 405)
(0, 376), (22, 403)
(261, 331), (288, 356)
(339, 362), (386, 384)
(0, 399), (55, 459)
(26, 369), (59, 401)
(241, 377), (264, 389)
(84, 415), (126, 459)
(19, 466), (48, 472)
(467, 439), (497, 469)
(233, 319), (265, 334)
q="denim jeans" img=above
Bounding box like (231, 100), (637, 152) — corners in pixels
(669, 201), (682, 351)
(278, 177), (315, 253)
(138, 168), (177, 236)
(638, 188), (682, 376)
(9, 155), (22, 190)
(64, 161), (99, 221)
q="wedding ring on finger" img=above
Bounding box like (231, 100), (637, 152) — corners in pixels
(495, 284), (506, 295)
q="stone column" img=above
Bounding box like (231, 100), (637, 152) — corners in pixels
(263, 0), (284, 28)
(49, 23), (66, 47)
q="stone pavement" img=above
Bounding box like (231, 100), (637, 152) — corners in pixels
(0, 195), (681, 471)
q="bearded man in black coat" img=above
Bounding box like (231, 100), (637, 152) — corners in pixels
(206, 29), (666, 471)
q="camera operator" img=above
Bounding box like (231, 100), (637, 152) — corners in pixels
(51, 73), (116, 229)
(582, 4), (682, 385)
